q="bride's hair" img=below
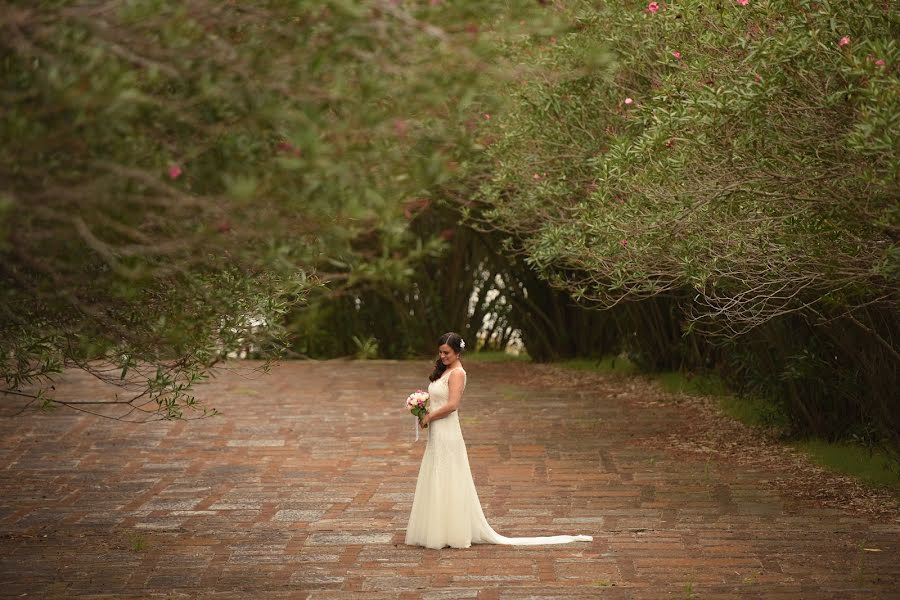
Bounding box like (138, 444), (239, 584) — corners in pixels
(429, 331), (464, 381)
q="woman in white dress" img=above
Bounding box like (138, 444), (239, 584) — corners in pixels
(404, 331), (593, 549)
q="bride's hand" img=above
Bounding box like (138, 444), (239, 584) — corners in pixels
(420, 413), (431, 427)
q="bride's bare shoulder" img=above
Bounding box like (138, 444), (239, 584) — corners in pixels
(448, 367), (466, 380)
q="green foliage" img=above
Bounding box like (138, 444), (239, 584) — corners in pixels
(475, 0), (899, 450)
(128, 532), (148, 553)
(789, 438), (900, 495)
(559, 354), (638, 376)
(657, 371), (729, 397)
(351, 335), (379, 360)
(717, 393), (790, 431)
(462, 350), (531, 363)
(0, 0), (554, 418)
(286, 206), (528, 359)
(481, 0), (898, 329)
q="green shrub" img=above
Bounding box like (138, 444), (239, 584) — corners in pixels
(476, 0), (899, 450)
(0, 0), (552, 417)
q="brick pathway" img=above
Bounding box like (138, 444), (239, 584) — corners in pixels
(0, 360), (897, 598)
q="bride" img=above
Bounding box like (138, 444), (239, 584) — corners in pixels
(404, 331), (593, 549)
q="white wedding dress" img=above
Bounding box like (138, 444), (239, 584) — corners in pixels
(405, 367), (593, 549)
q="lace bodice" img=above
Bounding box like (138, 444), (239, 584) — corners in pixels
(427, 368), (467, 412)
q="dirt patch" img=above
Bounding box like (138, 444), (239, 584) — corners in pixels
(488, 361), (900, 521)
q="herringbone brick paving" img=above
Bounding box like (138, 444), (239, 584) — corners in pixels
(0, 360), (897, 598)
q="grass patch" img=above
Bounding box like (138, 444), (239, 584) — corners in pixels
(128, 532), (148, 552)
(464, 350), (531, 362)
(535, 353), (900, 497)
(655, 370), (790, 429)
(500, 385), (529, 401)
(558, 354), (638, 375)
(717, 394), (790, 429)
(663, 371), (900, 496)
(788, 438), (900, 496)
(655, 370), (729, 396)
(657, 372), (898, 496)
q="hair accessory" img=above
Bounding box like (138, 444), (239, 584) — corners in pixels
(459, 338), (466, 349)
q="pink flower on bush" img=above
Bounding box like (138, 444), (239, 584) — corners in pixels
(875, 58), (886, 66)
(736, 0), (749, 5)
(277, 141), (302, 157)
(621, 239), (628, 248)
(646, 2), (659, 13)
(838, 36), (850, 47)
(393, 119), (409, 136)
(672, 50), (682, 60)
(624, 97), (634, 105)
(168, 164), (182, 179)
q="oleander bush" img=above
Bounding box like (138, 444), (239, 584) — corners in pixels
(0, 0), (548, 418)
(2, 0), (896, 452)
(474, 0), (899, 450)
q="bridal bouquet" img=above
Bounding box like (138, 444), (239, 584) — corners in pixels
(406, 390), (430, 427)
(406, 390), (430, 441)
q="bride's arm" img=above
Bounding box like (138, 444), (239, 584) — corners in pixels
(424, 370), (464, 424)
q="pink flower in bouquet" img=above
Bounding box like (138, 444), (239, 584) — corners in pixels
(406, 390), (430, 428)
